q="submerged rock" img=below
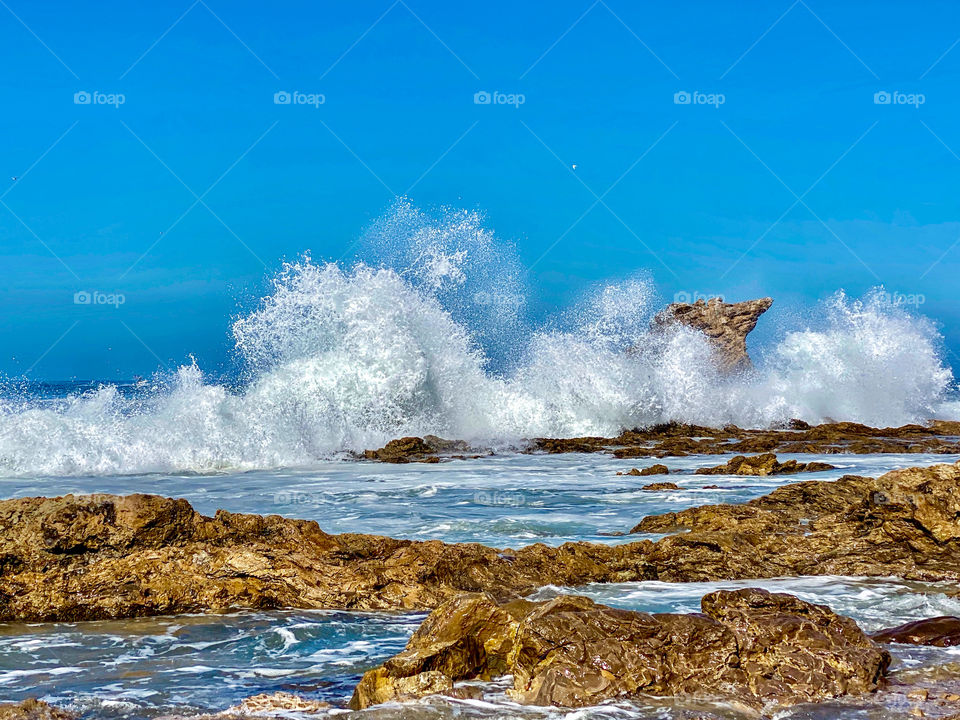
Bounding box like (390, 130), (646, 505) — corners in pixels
(695, 453), (835, 476)
(653, 297), (773, 373)
(350, 588), (889, 713)
(871, 616), (960, 647)
(229, 692), (330, 714)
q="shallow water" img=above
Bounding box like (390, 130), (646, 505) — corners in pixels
(3, 452), (956, 546)
(2, 452), (960, 718)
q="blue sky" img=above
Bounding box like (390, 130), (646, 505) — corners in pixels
(1, 0), (959, 379)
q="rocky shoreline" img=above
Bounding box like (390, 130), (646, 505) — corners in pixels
(4, 459), (960, 717)
(3, 461), (960, 622)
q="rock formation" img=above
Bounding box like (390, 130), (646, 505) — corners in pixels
(653, 296), (773, 373)
(631, 461), (960, 583)
(694, 453), (835, 476)
(4, 461), (960, 622)
(350, 588), (890, 712)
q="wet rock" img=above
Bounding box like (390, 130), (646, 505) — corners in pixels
(653, 297), (773, 373)
(351, 588), (889, 712)
(642, 481), (681, 491)
(871, 616), (960, 647)
(695, 454), (836, 476)
(364, 437), (435, 463)
(879, 661), (960, 717)
(631, 461), (960, 583)
(349, 593), (528, 709)
(0, 700), (75, 720)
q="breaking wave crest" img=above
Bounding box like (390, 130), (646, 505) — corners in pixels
(0, 201), (954, 476)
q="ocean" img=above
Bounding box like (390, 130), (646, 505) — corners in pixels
(1, 203), (958, 718)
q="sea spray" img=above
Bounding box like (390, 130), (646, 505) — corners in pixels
(0, 203), (953, 477)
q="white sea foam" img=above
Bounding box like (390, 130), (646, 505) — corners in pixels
(0, 201), (954, 477)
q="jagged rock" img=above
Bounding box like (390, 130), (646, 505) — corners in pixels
(0, 700), (75, 720)
(350, 589), (889, 712)
(694, 453), (836, 476)
(871, 616), (960, 647)
(653, 297), (773, 373)
(642, 481), (681, 491)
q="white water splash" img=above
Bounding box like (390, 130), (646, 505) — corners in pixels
(0, 202), (954, 477)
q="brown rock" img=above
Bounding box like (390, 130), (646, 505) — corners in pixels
(641, 464), (670, 475)
(642, 481), (681, 491)
(620, 464), (670, 476)
(364, 436), (434, 463)
(695, 453), (835, 476)
(351, 588), (889, 711)
(653, 297), (773, 373)
(871, 616), (960, 647)
(0, 700), (75, 720)
(631, 461), (960, 583)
